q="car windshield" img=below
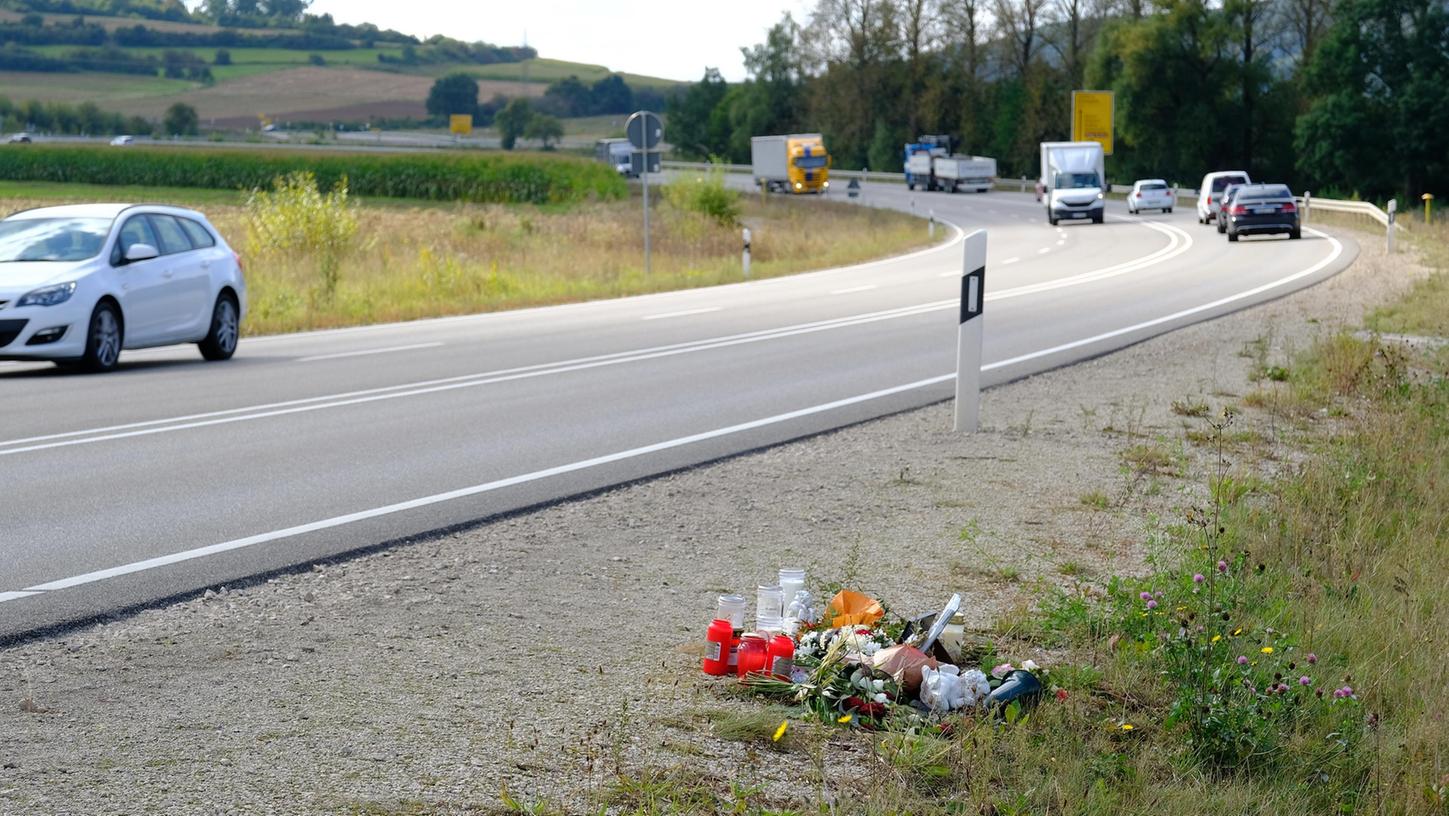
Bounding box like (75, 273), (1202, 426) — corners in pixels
(1056, 172), (1101, 189)
(0, 217), (111, 264)
(794, 155), (827, 170)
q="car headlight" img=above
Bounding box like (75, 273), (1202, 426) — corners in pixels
(17, 282), (77, 308)
(795, 182), (803, 189)
(1097, 193), (1105, 200)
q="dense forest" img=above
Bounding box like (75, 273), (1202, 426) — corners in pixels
(667, 0), (1447, 201)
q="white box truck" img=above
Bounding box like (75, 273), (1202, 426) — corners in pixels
(595, 138), (633, 177)
(751, 134), (831, 194)
(934, 156), (997, 193)
(1040, 141), (1106, 225)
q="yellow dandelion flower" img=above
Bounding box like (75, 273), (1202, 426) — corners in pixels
(1261, 647), (1274, 654)
(772, 720), (789, 742)
(837, 714), (853, 724)
(1232, 627), (1243, 636)
(1120, 723), (1134, 731)
(1211, 635), (1222, 643)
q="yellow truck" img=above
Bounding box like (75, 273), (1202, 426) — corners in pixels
(751, 134), (831, 194)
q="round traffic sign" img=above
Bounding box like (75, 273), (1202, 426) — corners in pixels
(626, 111), (663, 150)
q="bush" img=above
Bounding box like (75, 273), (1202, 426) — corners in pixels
(0, 145), (628, 205)
(663, 163), (740, 226)
(246, 171), (358, 299)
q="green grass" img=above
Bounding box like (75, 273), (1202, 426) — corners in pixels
(27, 45), (409, 67)
(1366, 221), (1449, 336)
(0, 70), (191, 103)
(462, 57), (681, 88)
(0, 180), (246, 208)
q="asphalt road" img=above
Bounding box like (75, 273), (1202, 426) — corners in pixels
(0, 184), (1356, 641)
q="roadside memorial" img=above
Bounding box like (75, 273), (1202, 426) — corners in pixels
(699, 569), (1050, 730)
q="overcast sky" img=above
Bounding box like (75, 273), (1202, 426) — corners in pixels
(304, 1), (810, 82)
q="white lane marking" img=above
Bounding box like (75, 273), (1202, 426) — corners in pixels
(1038, 248), (1051, 255)
(2, 228), (1351, 601)
(0, 220), (1193, 457)
(1001, 257), (1021, 265)
(831, 285), (878, 295)
(0, 301), (953, 457)
(297, 343), (443, 363)
(983, 229), (1343, 371)
(642, 307), (721, 321)
(7, 373), (956, 598)
(1056, 239), (1066, 246)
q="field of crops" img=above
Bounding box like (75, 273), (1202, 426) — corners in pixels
(0, 146), (626, 205)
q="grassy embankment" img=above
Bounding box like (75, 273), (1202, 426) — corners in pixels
(0, 150), (932, 336)
(503, 223), (1448, 813)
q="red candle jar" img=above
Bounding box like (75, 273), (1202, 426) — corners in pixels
(702, 619), (733, 676)
(767, 634), (795, 680)
(736, 633), (769, 679)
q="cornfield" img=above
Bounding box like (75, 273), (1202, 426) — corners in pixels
(0, 145), (626, 205)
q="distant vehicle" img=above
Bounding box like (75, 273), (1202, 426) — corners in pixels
(109, 135), (134, 147)
(903, 139), (996, 193)
(1040, 141), (1106, 225)
(6, 133), (32, 144)
(1215, 183), (1247, 233)
(903, 136), (950, 190)
(0, 204), (246, 372)
(752, 134), (830, 194)
(595, 137), (634, 178)
(1127, 179), (1174, 214)
(1197, 170), (1251, 223)
(1224, 184), (1301, 242)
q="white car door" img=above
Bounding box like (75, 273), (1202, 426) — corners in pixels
(146, 214), (213, 340)
(111, 215), (172, 347)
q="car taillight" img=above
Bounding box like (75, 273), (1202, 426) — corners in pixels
(1231, 205), (1247, 215)
(1207, 195), (1214, 205)
(1282, 202), (1297, 212)
(233, 251), (244, 273)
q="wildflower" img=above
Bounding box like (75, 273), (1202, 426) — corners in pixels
(1211, 634), (1222, 643)
(1299, 676), (1312, 686)
(1120, 723), (1134, 731)
(1232, 627), (1243, 636)
(1193, 573), (1205, 584)
(1261, 647), (1274, 654)
(1056, 689), (1069, 702)
(1139, 591), (1153, 601)
(1307, 653), (1318, 665)
(1277, 683), (1290, 693)
(1237, 655), (1249, 665)
(1217, 560), (1228, 573)
(991, 663), (1014, 679)
(1147, 599), (1158, 610)
(838, 714), (853, 724)
(772, 720), (788, 742)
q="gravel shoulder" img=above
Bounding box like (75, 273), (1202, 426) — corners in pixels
(0, 222), (1427, 815)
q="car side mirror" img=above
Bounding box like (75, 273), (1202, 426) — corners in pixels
(123, 243), (159, 263)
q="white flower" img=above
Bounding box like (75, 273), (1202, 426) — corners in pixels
(1022, 659), (1040, 673)
(872, 679), (885, 693)
(872, 692), (888, 704)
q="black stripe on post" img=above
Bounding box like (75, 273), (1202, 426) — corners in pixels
(959, 266), (986, 324)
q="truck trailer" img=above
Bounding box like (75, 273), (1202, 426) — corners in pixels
(1040, 141), (1106, 224)
(751, 134), (831, 194)
(904, 137), (996, 192)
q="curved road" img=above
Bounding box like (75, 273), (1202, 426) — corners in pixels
(0, 184), (1356, 640)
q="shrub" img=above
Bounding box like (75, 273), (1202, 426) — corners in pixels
(245, 172), (358, 299)
(663, 162), (740, 227)
(0, 145), (627, 205)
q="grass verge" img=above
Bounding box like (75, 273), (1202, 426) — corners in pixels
(0, 179), (934, 336)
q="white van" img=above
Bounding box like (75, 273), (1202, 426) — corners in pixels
(1197, 171), (1251, 223)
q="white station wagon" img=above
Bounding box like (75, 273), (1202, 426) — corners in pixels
(0, 203), (246, 372)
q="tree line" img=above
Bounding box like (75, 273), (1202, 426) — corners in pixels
(426, 72), (669, 150)
(667, 0), (1447, 201)
(1, 95), (200, 136)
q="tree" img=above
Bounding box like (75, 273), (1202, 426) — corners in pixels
(426, 73), (479, 118)
(495, 98), (533, 150)
(524, 113), (564, 149)
(214, 49), (232, 66)
(543, 75), (591, 117)
(589, 74), (634, 115)
(163, 102), (200, 136)
(667, 68), (732, 159)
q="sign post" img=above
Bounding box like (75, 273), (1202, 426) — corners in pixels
(954, 229), (988, 433)
(1424, 193), (1435, 225)
(1071, 91), (1114, 156)
(1387, 199), (1397, 253)
(626, 111), (664, 276)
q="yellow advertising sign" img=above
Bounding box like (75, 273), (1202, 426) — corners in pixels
(1072, 91), (1114, 156)
(449, 114), (474, 136)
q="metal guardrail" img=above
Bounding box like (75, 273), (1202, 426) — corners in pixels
(662, 160), (910, 185)
(1298, 196), (1396, 229)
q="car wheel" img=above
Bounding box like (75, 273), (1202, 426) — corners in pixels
(81, 301), (123, 373)
(1228, 230), (1239, 242)
(1167, 207), (1173, 214)
(907, 182), (915, 191)
(1217, 219), (1226, 234)
(1048, 215), (1058, 226)
(1289, 228), (1302, 240)
(199, 293), (240, 361)
(1092, 212), (1104, 224)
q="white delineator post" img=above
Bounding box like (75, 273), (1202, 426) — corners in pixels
(1387, 198), (1397, 253)
(929, 209), (936, 239)
(954, 229), (987, 433)
(742, 227), (752, 278)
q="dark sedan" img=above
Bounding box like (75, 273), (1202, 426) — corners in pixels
(1216, 184), (1246, 234)
(1227, 184), (1301, 242)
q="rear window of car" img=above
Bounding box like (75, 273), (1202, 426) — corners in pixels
(147, 214), (193, 255)
(178, 218), (216, 248)
(1212, 175), (1249, 192)
(1241, 185), (1293, 200)
(1140, 182), (1168, 191)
